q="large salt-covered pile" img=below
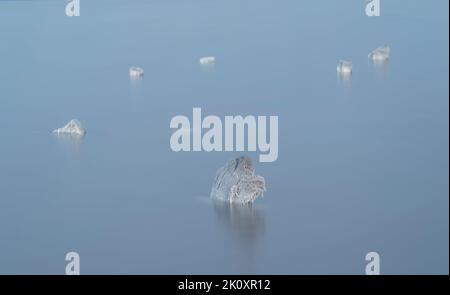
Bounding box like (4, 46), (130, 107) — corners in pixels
(210, 156), (266, 205)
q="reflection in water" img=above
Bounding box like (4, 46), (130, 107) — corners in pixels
(130, 74), (144, 90)
(371, 58), (390, 74)
(213, 200), (265, 255)
(54, 133), (85, 154)
(337, 71), (352, 88)
(200, 63), (216, 74)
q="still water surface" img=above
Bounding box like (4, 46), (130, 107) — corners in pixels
(0, 0), (448, 274)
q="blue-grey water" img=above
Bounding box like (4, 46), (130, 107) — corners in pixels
(0, 0), (448, 274)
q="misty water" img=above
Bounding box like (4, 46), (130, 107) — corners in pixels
(0, 0), (448, 274)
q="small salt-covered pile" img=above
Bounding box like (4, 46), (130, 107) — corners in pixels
(199, 56), (216, 65)
(210, 156), (266, 205)
(337, 60), (352, 74)
(129, 66), (144, 78)
(53, 119), (86, 136)
(368, 45), (390, 61)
